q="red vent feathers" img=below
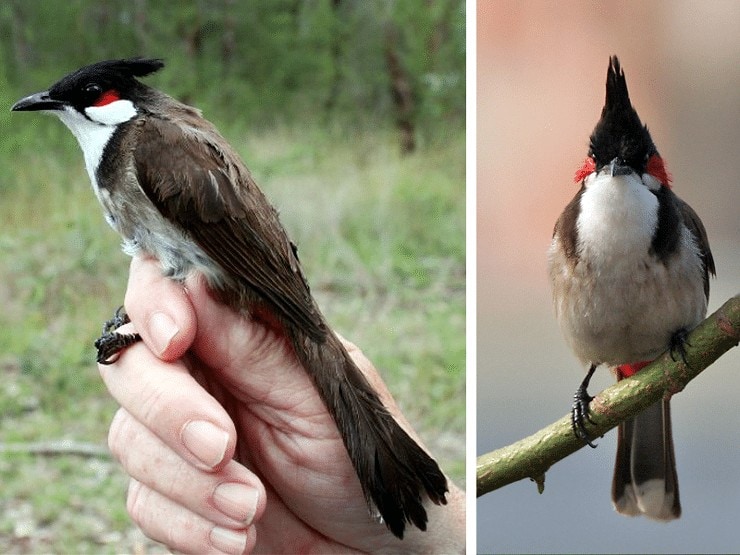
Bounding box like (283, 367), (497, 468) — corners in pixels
(616, 360), (651, 379)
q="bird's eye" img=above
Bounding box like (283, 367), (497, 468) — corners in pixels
(84, 83), (102, 99)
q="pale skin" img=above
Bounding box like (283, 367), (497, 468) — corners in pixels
(99, 255), (465, 554)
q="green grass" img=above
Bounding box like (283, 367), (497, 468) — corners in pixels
(0, 117), (465, 552)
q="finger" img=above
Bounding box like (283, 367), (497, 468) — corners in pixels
(109, 407), (265, 528)
(127, 479), (257, 555)
(124, 255), (196, 361)
(98, 344), (236, 472)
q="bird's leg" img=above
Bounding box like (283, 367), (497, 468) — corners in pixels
(94, 306), (142, 365)
(572, 363), (598, 448)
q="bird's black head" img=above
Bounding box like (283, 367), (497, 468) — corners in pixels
(12, 57), (164, 114)
(588, 56), (658, 175)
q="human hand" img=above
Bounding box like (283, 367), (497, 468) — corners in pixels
(100, 255), (465, 554)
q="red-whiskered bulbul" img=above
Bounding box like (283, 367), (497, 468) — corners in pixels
(548, 56), (715, 520)
(11, 58), (448, 538)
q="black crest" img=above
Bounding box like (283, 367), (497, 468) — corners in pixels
(588, 56), (657, 173)
(47, 57), (165, 109)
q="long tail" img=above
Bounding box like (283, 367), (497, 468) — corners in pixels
(285, 323), (448, 539)
(612, 399), (680, 520)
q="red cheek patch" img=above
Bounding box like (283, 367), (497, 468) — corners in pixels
(93, 89), (121, 107)
(574, 157), (596, 183)
(647, 154), (672, 187)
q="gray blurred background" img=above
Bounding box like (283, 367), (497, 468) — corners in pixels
(477, 1), (739, 553)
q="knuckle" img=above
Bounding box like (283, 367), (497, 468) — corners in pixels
(126, 481), (180, 549)
(107, 407), (132, 463)
(125, 479), (149, 530)
(126, 479), (216, 554)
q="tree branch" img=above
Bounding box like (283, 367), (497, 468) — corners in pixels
(0, 440), (111, 459)
(477, 294), (740, 497)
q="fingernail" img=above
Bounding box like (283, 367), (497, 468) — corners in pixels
(210, 526), (248, 555)
(149, 311), (179, 355)
(181, 420), (229, 469)
(213, 483), (259, 525)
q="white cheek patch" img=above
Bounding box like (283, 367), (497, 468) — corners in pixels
(641, 172), (662, 191)
(84, 99), (137, 125)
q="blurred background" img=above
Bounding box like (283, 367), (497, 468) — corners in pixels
(0, 1), (465, 552)
(478, 1), (739, 553)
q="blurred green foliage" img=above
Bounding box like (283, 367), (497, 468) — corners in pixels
(0, 0), (465, 133)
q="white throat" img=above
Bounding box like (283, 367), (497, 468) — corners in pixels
(55, 100), (137, 186)
(576, 171), (659, 264)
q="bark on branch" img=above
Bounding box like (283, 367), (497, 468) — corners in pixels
(477, 294), (740, 497)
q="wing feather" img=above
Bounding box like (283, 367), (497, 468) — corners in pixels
(677, 196), (715, 300)
(132, 115), (326, 340)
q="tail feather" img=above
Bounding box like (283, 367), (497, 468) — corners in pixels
(612, 399), (680, 520)
(286, 324), (448, 539)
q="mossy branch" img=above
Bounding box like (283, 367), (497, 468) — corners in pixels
(477, 294), (740, 498)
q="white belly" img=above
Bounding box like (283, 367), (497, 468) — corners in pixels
(549, 175), (707, 366)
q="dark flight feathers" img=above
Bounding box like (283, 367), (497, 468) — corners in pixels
(676, 196), (715, 299)
(133, 116), (326, 340)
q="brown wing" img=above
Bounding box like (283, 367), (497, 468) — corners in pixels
(132, 115), (327, 341)
(677, 196), (715, 300)
(552, 185), (586, 262)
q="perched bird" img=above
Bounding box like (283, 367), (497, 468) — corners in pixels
(12, 57), (447, 538)
(548, 56), (714, 520)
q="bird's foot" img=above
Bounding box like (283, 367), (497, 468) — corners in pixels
(668, 327), (690, 367)
(94, 306), (142, 365)
(571, 364), (598, 448)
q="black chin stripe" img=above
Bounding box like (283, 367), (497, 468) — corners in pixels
(96, 120), (135, 190)
(650, 186), (681, 263)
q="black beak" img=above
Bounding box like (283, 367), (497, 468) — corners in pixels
(11, 91), (64, 112)
(608, 157), (633, 177)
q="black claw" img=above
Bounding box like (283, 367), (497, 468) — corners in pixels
(95, 306), (142, 364)
(100, 305), (131, 334)
(571, 364), (598, 448)
(669, 327), (690, 366)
